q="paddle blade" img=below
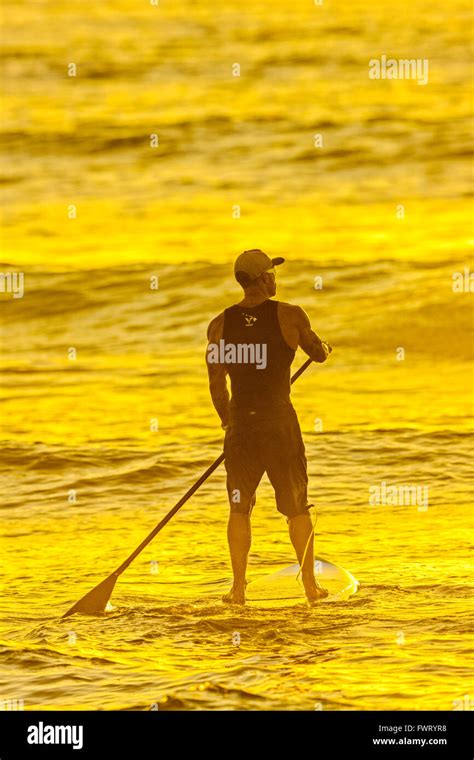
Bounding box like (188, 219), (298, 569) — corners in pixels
(62, 572), (118, 618)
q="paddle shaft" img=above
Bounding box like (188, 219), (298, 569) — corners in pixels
(114, 357), (313, 576)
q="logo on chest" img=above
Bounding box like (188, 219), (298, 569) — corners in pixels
(243, 313), (257, 327)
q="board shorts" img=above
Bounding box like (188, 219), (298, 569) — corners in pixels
(223, 403), (312, 521)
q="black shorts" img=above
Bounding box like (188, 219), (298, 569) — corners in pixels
(223, 405), (312, 520)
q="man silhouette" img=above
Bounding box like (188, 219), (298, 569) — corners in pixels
(206, 249), (332, 605)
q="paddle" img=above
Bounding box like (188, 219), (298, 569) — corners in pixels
(62, 357), (313, 617)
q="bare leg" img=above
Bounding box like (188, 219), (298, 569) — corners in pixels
(288, 513), (328, 605)
(222, 512), (251, 605)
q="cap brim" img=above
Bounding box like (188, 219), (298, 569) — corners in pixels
(271, 257), (285, 267)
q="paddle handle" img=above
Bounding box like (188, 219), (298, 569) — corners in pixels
(114, 357), (313, 576)
(290, 357), (312, 384)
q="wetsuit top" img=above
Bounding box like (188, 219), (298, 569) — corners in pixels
(222, 299), (295, 415)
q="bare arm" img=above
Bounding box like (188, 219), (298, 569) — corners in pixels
(206, 312), (230, 427)
(295, 306), (332, 363)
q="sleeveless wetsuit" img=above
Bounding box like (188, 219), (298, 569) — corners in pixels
(223, 299), (295, 416)
(221, 299), (311, 520)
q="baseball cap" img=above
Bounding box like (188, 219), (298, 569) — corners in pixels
(234, 249), (285, 285)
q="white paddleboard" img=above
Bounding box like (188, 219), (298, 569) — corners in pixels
(245, 558), (359, 607)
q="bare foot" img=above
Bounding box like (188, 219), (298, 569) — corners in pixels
(222, 580), (247, 605)
(303, 578), (329, 606)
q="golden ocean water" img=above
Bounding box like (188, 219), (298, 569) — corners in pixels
(1, 0), (473, 710)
